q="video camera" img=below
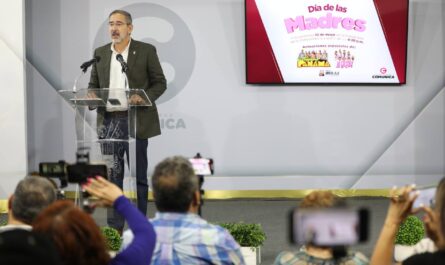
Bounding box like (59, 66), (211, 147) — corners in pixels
(38, 150), (107, 213)
(39, 151), (107, 189)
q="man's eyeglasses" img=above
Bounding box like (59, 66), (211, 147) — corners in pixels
(109, 22), (128, 27)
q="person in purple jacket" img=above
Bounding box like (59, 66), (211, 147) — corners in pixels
(33, 176), (156, 265)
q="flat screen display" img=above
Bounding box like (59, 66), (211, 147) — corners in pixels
(245, 0), (408, 84)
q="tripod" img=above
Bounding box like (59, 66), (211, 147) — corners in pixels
(198, 174), (204, 216)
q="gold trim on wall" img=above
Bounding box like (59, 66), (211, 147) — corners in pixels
(0, 189), (391, 213)
(0, 200), (8, 215)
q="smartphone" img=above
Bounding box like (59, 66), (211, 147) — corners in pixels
(412, 186), (436, 209)
(108, 98), (121, 106)
(289, 207), (369, 246)
(67, 163), (107, 184)
(189, 158), (213, 176)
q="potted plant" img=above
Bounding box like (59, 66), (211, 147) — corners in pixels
(394, 215), (425, 262)
(101, 226), (122, 256)
(0, 218), (7, 227)
(218, 222), (266, 265)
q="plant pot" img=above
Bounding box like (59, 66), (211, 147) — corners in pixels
(394, 244), (416, 262)
(241, 247), (261, 265)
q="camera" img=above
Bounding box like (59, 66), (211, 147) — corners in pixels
(39, 152), (107, 187)
(39, 161), (107, 187)
(38, 150), (108, 213)
(289, 207), (369, 247)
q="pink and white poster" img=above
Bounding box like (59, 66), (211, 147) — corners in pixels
(246, 0), (408, 84)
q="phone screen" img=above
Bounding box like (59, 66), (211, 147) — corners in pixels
(108, 98), (121, 106)
(290, 208), (368, 246)
(67, 164), (108, 183)
(412, 187), (436, 209)
(39, 162), (66, 177)
(189, 158), (212, 175)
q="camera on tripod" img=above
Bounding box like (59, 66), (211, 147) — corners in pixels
(38, 150), (108, 213)
(39, 151), (108, 188)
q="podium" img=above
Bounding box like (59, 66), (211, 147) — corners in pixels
(59, 88), (152, 201)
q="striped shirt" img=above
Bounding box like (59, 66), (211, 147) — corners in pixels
(151, 212), (245, 265)
(122, 212), (245, 265)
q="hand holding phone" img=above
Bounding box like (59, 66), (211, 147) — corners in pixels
(189, 158), (213, 176)
(412, 187), (436, 209)
(289, 207), (369, 246)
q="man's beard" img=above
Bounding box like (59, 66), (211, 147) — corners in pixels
(111, 32), (127, 44)
(112, 36), (123, 44)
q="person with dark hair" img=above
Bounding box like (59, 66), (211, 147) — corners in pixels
(88, 9), (167, 233)
(274, 191), (369, 265)
(0, 229), (61, 265)
(0, 176), (57, 232)
(33, 176), (156, 265)
(123, 156), (245, 264)
(371, 178), (445, 265)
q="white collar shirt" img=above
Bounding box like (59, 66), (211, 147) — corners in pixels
(107, 39), (131, 111)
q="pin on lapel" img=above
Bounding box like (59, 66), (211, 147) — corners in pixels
(133, 51), (136, 55)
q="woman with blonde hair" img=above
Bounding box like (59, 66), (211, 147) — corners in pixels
(274, 190), (369, 265)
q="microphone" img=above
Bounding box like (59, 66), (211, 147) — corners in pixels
(116, 54), (128, 73)
(80, 56), (101, 73)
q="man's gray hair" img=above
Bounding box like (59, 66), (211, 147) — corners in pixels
(109, 9), (132, 25)
(11, 177), (57, 224)
(152, 156), (199, 213)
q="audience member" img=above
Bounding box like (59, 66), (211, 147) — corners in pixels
(371, 178), (445, 265)
(0, 229), (61, 265)
(123, 156), (245, 265)
(394, 181), (445, 262)
(33, 176), (156, 265)
(0, 176), (56, 232)
(274, 191), (369, 265)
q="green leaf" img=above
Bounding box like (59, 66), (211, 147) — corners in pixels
(395, 216), (425, 246)
(100, 226), (122, 251)
(217, 222), (266, 248)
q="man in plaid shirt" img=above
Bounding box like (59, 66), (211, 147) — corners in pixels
(122, 156), (245, 265)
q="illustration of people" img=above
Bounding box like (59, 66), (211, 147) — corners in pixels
(335, 50), (354, 68)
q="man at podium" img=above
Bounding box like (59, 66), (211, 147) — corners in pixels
(88, 9), (167, 232)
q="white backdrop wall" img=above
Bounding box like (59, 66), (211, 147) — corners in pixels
(0, 0), (27, 199)
(24, 0), (445, 193)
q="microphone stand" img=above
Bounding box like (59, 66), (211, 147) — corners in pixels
(73, 62), (94, 92)
(123, 70), (129, 91)
(72, 70), (86, 93)
(198, 174), (205, 216)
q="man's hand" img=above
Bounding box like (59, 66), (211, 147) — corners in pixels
(83, 176), (123, 207)
(129, 94), (146, 105)
(86, 91), (99, 110)
(87, 91), (98, 99)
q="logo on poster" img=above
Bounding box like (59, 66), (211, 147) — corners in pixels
(93, 3), (196, 104)
(372, 67), (394, 79)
